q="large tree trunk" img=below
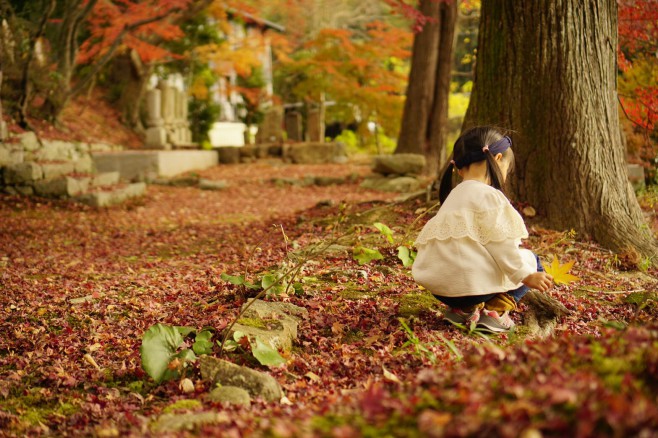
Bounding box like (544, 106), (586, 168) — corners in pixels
(396, 0), (457, 178)
(464, 0), (658, 261)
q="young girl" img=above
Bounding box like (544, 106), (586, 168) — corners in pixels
(412, 127), (553, 332)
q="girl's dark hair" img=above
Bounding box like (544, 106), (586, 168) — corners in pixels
(438, 126), (514, 204)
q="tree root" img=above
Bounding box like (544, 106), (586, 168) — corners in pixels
(522, 290), (571, 339)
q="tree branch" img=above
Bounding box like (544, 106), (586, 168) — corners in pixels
(68, 0), (99, 70)
(67, 6), (183, 100)
(17, 0), (56, 128)
(617, 94), (651, 132)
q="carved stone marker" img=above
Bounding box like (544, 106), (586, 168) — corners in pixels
(306, 108), (324, 142)
(144, 81), (193, 149)
(256, 106), (283, 144)
(285, 111), (302, 142)
(144, 88), (167, 149)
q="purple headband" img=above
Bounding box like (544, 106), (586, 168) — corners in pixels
(484, 136), (512, 155)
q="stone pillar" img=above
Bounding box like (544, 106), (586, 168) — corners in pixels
(285, 111), (302, 142)
(307, 108), (324, 143)
(180, 90), (192, 145)
(159, 82), (176, 150)
(175, 89), (191, 146)
(146, 88), (163, 127)
(171, 88), (181, 146)
(159, 83), (176, 125)
(144, 88), (167, 149)
(256, 106), (283, 144)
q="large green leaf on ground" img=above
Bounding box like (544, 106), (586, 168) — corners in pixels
(353, 246), (384, 265)
(192, 329), (214, 355)
(252, 338), (286, 367)
(141, 324), (186, 383)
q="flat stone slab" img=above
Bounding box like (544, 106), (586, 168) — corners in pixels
(75, 182), (146, 207)
(199, 178), (228, 191)
(373, 153), (426, 176)
(229, 299), (308, 352)
(92, 171), (120, 187)
(199, 356), (282, 402)
(283, 142), (346, 164)
(34, 176), (90, 197)
(360, 176), (421, 193)
(241, 299), (308, 321)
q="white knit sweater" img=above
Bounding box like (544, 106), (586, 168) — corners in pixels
(412, 180), (537, 297)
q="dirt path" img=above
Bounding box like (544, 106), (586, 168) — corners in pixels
(144, 161), (398, 226)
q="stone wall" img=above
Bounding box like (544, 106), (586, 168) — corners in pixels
(0, 131), (121, 198)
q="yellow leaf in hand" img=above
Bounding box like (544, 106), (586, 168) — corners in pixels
(544, 255), (581, 285)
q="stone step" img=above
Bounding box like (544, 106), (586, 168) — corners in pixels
(74, 182), (146, 207)
(33, 175), (91, 197)
(91, 171), (120, 187)
(8, 171), (121, 199)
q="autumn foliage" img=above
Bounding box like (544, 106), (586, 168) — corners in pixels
(1, 162), (657, 435)
(618, 0), (658, 140)
(77, 0), (192, 65)
(275, 21), (412, 138)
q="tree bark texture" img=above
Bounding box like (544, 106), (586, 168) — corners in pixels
(17, 0), (56, 127)
(464, 0), (658, 260)
(396, 0), (457, 178)
(426, 0), (457, 177)
(110, 50), (152, 131)
(395, 0), (440, 156)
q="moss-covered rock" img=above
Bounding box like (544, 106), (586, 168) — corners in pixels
(208, 385), (251, 407)
(395, 291), (439, 317)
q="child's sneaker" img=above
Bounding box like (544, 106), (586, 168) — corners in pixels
(443, 307), (481, 325)
(477, 309), (515, 333)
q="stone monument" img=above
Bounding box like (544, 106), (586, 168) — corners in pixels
(256, 106), (283, 144)
(307, 108), (324, 142)
(144, 80), (193, 149)
(284, 111), (302, 142)
(144, 88), (166, 148)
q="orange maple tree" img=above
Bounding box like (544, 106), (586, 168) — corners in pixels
(77, 0), (192, 65)
(618, 0), (658, 133)
(275, 20), (412, 138)
(30, 0), (205, 122)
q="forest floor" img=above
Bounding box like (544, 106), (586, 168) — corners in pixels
(1, 159), (658, 437)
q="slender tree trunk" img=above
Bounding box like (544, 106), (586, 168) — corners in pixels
(17, 0), (56, 127)
(464, 0), (658, 261)
(426, 0), (457, 177)
(396, 0), (457, 178)
(395, 0), (440, 155)
(112, 50), (151, 131)
(43, 0), (98, 122)
(44, 0), (188, 122)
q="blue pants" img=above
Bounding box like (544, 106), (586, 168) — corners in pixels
(434, 253), (544, 308)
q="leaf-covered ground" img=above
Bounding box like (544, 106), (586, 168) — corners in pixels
(1, 160), (657, 437)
